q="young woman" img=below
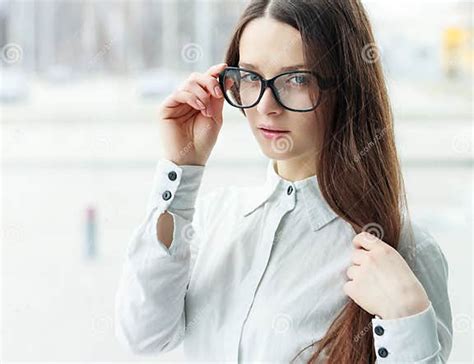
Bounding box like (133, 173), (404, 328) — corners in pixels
(115, 0), (453, 362)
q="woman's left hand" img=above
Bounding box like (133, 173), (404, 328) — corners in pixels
(344, 231), (431, 319)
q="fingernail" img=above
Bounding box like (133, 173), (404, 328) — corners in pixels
(196, 100), (206, 110)
(215, 86), (223, 97)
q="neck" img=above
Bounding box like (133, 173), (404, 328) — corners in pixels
(275, 153), (318, 182)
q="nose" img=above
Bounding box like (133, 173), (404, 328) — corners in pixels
(256, 87), (283, 116)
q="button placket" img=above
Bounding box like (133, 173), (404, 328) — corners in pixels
(373, 323), (388, 358)
(237, 203), (287, 362)
(284, 183), (296, 212)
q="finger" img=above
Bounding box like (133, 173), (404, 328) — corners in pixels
(224, 77), (235, 91)
(205, 62), (228, 78)
(187, 74), (227, 117)
(182, 82), (212, 113)
(162, 90), (206, 113)
(190, 73), (223, 99)
(184, 77), (217, 114)
(220, 77), (235, 98)
(346, 265), (360, 280)
(351, 248), (368, 265)
(210, 92), (225, 126)
(353, 232), (380, 251)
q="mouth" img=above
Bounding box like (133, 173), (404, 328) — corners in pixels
(258, 126), (290, 139)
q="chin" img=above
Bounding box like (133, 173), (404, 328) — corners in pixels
(263, 136), (295, 155)
(251, 127), (298, 159)
(259, 145), (294, 160)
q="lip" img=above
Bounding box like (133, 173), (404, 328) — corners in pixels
(258, 125), (289, 132)
(258, 126), (290, 140)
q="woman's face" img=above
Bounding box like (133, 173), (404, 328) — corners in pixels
(238, 17), (328, 163)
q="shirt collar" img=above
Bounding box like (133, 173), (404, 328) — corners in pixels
(242, 159), (338, 231)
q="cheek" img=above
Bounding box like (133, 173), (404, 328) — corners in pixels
(244, 110), (258, 127)
(245, 112), (263, 139)
(295, 118), (318, 134)
(291, 116), (320, 145)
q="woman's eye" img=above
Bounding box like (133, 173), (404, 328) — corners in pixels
(242, 73), (260, 82)
(288, 75), (309, 86)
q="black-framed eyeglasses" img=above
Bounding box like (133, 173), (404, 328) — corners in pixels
(218, 67), (336, 113)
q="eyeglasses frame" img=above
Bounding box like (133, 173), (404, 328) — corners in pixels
(218, 66), (336, 113)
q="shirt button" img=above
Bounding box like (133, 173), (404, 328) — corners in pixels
(378, 347), (389, 358)
(168, 171), (177, 181)
(287, 185), (294, 195)
(374, 325), (384, 336)
(162, 190), (172, 201)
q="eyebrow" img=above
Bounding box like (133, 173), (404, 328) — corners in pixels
(238, 62), (306, 72)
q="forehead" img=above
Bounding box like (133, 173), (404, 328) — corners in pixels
(239, 17), (305, 75)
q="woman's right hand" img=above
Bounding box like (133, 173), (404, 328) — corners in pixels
(157, 63), (228, 166)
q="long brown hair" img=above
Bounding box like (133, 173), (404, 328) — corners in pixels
(224, 0), (412, 363)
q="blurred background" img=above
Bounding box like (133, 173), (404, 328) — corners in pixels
(1, 0), (472, 362)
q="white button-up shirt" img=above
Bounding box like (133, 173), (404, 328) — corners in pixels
(115, 158), (453, 363)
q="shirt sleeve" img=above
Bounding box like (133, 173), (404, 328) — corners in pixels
(114, 158), (206, 355)
(371, 222), (453, 363)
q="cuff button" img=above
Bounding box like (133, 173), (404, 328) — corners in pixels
(377, 347), (389, 358)
(162, 190), (172, 201)
(168, 171), (177, 181)
(374, 325), (384, 336)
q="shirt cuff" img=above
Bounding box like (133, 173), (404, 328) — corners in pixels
(371, 301), (440, 362)
(146, 158), (205, 216)
(143, 158), (205, 256)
